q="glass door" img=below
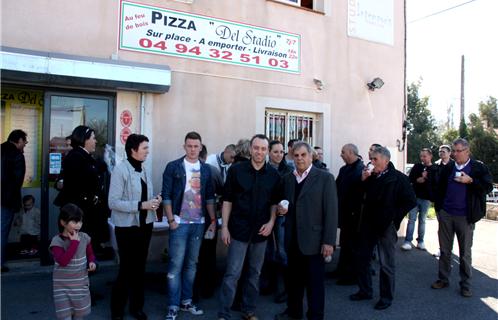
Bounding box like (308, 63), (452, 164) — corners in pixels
(41, 92), (114, 264)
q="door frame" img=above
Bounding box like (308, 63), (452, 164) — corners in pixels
(40, 90), (115, 265)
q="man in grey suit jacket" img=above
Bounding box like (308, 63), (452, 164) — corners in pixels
(275, 141), (338, 320)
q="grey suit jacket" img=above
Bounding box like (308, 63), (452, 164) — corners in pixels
(282, 166), (338, 255)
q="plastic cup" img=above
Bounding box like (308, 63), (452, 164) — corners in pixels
(279, 200), (289, 210)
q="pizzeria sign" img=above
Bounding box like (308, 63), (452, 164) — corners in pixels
(119, 0), (301, 73)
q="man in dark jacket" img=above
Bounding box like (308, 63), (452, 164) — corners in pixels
(275, 141), (338, 320)
(401, 148), (438, 251)
(1, 129), (27, 271)
(162, 132), (216, 320)
(350, 146), (416, 310)
(332, 143), (364, 285)
(431, 138), (493, 298)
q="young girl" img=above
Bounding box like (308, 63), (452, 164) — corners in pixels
(50, 203), (96, 320)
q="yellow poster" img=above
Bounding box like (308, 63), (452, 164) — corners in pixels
(1, 88), (43, 188)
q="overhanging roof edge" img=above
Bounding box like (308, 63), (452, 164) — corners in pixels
(0, 46), (171, 93)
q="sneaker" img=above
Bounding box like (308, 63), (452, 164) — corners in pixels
(461, 288), (473, 297)
(416, 242), (426, 250)
(431, 280), (449, 289)
(180, 302), (203, 315)
(401, 242), (412, 251)
(165, 308), (177, 320)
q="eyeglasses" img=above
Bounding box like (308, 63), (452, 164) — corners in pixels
(452, 148), (468, 153)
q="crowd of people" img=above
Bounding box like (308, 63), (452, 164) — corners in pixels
(0, 127), (494, 320)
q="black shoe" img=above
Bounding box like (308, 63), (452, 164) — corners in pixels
(349, 292), (373, 301)
(111, 315), (124, 320)
(374, 300), (392, 310)
(130, 310), (147, 320)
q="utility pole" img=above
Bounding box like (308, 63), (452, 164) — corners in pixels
(459, 54), (468, 138)
(460, 55), (465, 123)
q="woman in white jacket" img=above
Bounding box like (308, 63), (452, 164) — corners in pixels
(108, 134), (161, 320)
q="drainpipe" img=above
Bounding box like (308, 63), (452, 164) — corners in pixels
(397, 0), (407, 156)
(140, 92), (145, 134)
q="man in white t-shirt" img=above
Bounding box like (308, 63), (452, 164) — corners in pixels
(162, 132), (216, 320)
(205, 144), (236, 183)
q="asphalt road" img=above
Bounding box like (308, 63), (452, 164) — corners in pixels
(1, 219), (497, 320)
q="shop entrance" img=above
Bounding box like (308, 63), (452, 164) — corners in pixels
(1, 87), (114, 265)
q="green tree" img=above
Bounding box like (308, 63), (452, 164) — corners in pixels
(440, 128), (459, 144)
(466, 99), (498, 181)
(406, 81), (440, 163)
(478, 96), (498, 129)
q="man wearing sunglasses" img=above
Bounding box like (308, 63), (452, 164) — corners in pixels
(431, 138), (493, 298)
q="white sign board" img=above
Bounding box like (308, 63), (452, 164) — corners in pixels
(119, 0), (301, 73)
(347, 0), (394, 46)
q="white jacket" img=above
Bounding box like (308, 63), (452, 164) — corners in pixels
(108, 160), (157, 227)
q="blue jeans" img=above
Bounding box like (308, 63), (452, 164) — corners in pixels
(218, 239), (267, 319)
(405, 198), (430, 243)
(167, 223), (204, 309)
(274, 216), (287, 265)
(1, 206), (15, 267)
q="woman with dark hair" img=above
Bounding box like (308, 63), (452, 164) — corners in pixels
(269, 140), (293, 176)
(108, 134), (161, 320)
(55, 126), (105, 245)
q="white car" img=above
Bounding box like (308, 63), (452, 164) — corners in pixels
(487, 187), (498, 203)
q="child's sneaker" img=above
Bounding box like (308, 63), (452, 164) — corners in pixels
(165, 308), (177, 320)
(180, 302), (204, 315)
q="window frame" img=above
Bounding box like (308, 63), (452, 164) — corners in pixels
(265, 108), (317, 150)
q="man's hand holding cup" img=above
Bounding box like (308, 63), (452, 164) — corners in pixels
(277, 200), (289, 216)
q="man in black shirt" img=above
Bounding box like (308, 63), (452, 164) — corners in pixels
(218, 134), (280, 320)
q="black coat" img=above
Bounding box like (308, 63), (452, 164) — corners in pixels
(336, 158), (364, 228)
(434, 159), (493, 223)
(281, 167), (338, 255)
(275, 160), (293, 177)
(56, 147), (100, 209)
(1, 141), (26, 211)
(408, 163), (438, 201)
(359, 162), (417, 235)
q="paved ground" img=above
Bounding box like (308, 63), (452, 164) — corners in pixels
(2, 219), (497, 320)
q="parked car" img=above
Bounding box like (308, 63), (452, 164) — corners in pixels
(487, 187), (498, 203)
